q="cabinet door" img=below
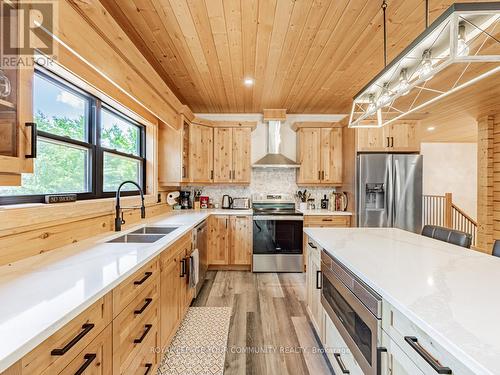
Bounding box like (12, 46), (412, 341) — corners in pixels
(386, 122), (420, 152)
(160, 253), (180, 348)
(357, 127), (387, 152)
(208, 215), (229, 265)
(189, 124), (213, 183)
(0, 40), (34, 185)
(321, 128), (342, 184)
(297, 128), (321, 184)
(232, 128), (251, 183)
(229, 215), (252, 265)
(60, 325), (112, 375)
(213, 128), (233, 183)
(310, 255), (324, 337)
(381, 331), (424, 375)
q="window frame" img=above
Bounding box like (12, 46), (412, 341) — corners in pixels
(0, 68), (147, 205)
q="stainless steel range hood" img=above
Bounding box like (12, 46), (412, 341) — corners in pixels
(253, 120), (299, 168)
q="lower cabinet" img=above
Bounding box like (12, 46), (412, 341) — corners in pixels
(2, 236), (197, 375)
(305, 239), (324, 340)
(381, 330), (424, 375)
(208, 215), (252, 268)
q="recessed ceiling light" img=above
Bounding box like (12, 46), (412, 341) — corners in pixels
(243, 78), (254, 86)
(427, 126), (436, 131)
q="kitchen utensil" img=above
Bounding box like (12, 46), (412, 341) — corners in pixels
(222, 195), (233, 209)
(0, 70), (11, 98)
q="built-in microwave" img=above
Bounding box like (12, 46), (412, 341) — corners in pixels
(320, 251), (384, 375)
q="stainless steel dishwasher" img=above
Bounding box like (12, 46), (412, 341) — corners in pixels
(193, 220), (207, 297)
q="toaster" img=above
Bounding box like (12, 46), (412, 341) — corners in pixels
(231, 198), (250, 209)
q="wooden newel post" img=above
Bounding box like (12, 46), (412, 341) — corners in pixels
(444, 193), (453, 228)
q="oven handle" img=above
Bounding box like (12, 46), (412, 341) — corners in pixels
(404, 337), (452, 374)
(253, 215), (303, 221)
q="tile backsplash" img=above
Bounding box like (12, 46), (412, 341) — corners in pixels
(186, 168), (337, 206)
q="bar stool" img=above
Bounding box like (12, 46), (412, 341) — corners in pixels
(421, 225), (472, 249)
(493, 240), (500, 257)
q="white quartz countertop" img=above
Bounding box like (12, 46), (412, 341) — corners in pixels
(0, 208), (251, 372)
(304, 227), (500, 375)
(297, 209), (352, 216)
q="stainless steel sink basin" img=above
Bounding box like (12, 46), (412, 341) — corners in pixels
(130, 226), (179, 235)
(107, 234), (165, 243)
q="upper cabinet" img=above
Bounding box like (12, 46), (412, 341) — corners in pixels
(296, 126), (343, 186)
(357, 121), (420, 152)
(189, 123), (214, 184)
(0, 6), (34, 186)
(213, 127), (251, 184)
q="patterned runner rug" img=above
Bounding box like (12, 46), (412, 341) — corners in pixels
(157, 307), (232, 375)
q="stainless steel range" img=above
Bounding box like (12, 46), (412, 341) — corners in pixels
(252, 194), (303, 273)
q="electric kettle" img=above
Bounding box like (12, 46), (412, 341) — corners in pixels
(222, 195), (233, 209)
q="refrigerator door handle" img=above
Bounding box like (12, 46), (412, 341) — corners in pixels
(393, 158), (400, 226)
(385, 156), (394, 227)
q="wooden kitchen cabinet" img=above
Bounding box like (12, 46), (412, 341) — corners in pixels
(158, 116), (190, 186)
(189, 123), (214, 183)
(0, 4), (35, 185)
(297, 127), (342, 185)
(213, 127), (251, 184)
(229, 215), (252, 265)
(357, 121), (420, 152)
(208, 215), (252, 268)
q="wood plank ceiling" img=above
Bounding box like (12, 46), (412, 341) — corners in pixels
(99, 0), (497, 125)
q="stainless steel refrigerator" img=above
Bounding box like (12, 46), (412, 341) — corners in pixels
(357, 154), (423, 233)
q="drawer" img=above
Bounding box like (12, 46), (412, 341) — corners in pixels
(113, 276), (160, 375)
(59, 325), (112, 375)
(304, 215), (350, 227)
(382, 303), (472, 375)
(160, 233), (191, 269)
(324, 312), (363, 375)
(21, 293), (112, 375)
(381, 330), (424, 375)
(113, 258), (159, 317)
(122, 323), (160, 375)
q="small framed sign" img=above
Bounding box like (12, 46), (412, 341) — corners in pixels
(45, 194), (77, 204)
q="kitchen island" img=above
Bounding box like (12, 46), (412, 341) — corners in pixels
(304, 227), (500, 375)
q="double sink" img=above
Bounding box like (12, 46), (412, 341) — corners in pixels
(107, 226), (179, 243)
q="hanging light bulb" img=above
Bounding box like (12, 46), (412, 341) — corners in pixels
(366, 94), (377, 115)
(457, 22), (470, 57)
(396, 68), (410, 96)
(377, 83), (393, 107)
(418, 49), (434, 81)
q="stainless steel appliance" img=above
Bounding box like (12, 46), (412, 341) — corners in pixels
(320, 250), (384, 375)
(252, 194), (303, 272)
(192, 220), (207, 298)
(357, 153), (423, 233)
(180, 191), (191, 209)
(222, 194), (233, 209)
(231, 197), (250, 209)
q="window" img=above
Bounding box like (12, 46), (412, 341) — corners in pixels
(0, 69), (146, 204)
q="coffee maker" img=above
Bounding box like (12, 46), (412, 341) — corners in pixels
(180, 191), (191, 209)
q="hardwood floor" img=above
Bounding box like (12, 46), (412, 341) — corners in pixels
(193, 271), (333, 375)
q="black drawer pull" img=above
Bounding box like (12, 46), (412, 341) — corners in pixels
(74, 353), (96, 375)
(404, 336), (452, 374)
(334, 353), (350, 374)
(144, 363), (153, 375)
(51, 323), (95, 356)
(180, 259), (186, 277)
(25, 122), (37, 158)
(134, 324), (153, 344)
(308, 242), (317, 249)
(134, 298), (153, 315)
(316, 270), (322, 289)
(134, 271), (153, 285)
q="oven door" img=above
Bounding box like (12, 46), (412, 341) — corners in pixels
(252, 216), (303, 255)
(321, 262), (379, 375)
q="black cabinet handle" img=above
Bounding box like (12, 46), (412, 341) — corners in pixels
(180, 259), (186, 277)
(74, 353), (96, 375)
(404, 336), (452, 374)
(377, 347), (387, 375)
(134, 324), (153, 344)
(144, 363), (153, 375)
(386, 137), (390, 148)
(391, 136), (394, 147)
(134, 298), (153, 315)
(51, 323), (95, 356)
(134, 271), (153, 285)
(322, 171), (325, 180)
(25, 122), (37, 158)
(316, 271), (322, 289)
(318, 171), (321, 180)
(308, 242), (317, 249)
(334, 353), (350, 374)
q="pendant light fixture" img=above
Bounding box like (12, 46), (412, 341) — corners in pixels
(348, 2), (500, 128)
